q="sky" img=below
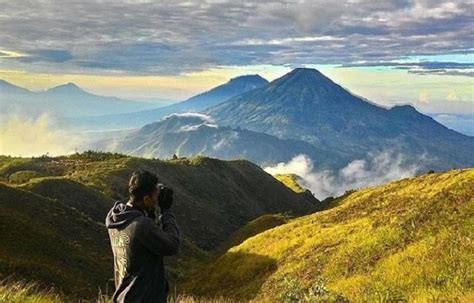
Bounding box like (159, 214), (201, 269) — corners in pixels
(0, 0), (473, 114)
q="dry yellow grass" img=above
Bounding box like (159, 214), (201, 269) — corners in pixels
(182, 169), (474, 302)
(0, 279), (62, 303)
(274, 174), (306, 193)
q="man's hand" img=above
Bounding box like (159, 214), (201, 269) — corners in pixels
(158, 186), (173, 211)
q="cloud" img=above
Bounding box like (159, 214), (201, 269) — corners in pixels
(409, 69), (474, 77)
(0, 0), (472, 75)
(0, 114), (84, 157)
(161, 112), (215, 123)
(340, 60), (474, 77)
(17, 49), (73, 63)
(418, 90), (429, 103)
(179, 123), (218, 132)
(0, 49), (28, 58)
(446, 91), (460, 102)
(264, 152), (421, 199)
(431, 113), (474, 136)
(160, 112), (218, 132)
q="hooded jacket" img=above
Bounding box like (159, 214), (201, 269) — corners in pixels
(105, 201), (180, 303)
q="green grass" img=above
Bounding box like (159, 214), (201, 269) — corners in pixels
(214, 214), (289, 256)
(182, 169), (474, 302)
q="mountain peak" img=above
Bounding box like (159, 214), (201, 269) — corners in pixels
(389, 104), (423, 119)
(291, 67), (323, 75)
(46, 82), (86, 94)
(64, 82), (79, 88)
(225, 74), (269, 89)
(174, 74), (269, 111)
(390, 104), (417, 111)
(229, 74), (267, 83)
(265, 67), (339, 96)
(282, 68), (328, 83)
(389, 104), (419, 114)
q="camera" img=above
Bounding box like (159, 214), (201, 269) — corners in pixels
(157, 184), (173, 211)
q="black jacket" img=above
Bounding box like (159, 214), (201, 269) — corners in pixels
(105, 201), (180, 303)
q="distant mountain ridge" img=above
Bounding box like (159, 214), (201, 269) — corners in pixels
(0, 80), (159, 118)
(45, 82), (88, 95)
(206, 68), (474, 171)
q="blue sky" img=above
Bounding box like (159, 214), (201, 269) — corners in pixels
(0, 0), (472, 115)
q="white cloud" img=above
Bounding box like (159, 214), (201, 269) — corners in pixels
(0, 114), (84, 157)
(231, 36), (345, 46)
(162, 112), (215, 123)
(264, 152), (421, 199)
(161, 112), (218, 132)
(418, 90), (429, 103)
(264, 154), (313, 176)
(179, 123), (218, 132)
(446, 91), (460, 102)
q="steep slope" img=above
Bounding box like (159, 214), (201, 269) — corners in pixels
(183, 169), (474, 302)
(67, 75), (269, 130)
(206, 68), (474, 171)
(97, 113), (344, 168)
(0, 183), (112, 299)
(213, 214), (290, 257)
(20, 177), (114, 222)
(0, 79), (31, 95)
(170, 74), (268, 112)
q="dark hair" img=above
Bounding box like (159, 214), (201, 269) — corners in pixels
(128, 170), (159, 201)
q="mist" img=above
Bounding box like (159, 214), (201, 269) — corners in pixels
(0, 114), (86, 157)
(264, 152), (421, 199)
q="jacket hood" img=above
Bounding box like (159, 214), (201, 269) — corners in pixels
(106, 201), (144, 229)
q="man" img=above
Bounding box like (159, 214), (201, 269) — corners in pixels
(105, 170), (180, 302)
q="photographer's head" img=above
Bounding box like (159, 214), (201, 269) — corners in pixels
(128, 170), (159, 211)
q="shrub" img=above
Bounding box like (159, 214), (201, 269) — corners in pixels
(8, 170), (42, 184)
(280, 276), (349, 303)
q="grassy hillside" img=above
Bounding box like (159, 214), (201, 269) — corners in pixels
(0, 151), (320, 299)
(182, 169), (474, 302)
(0, 184), (112, 299)
(214, 214), (289, 256)
(20, 177), (114, 222)
(0, 153), (320, 250)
